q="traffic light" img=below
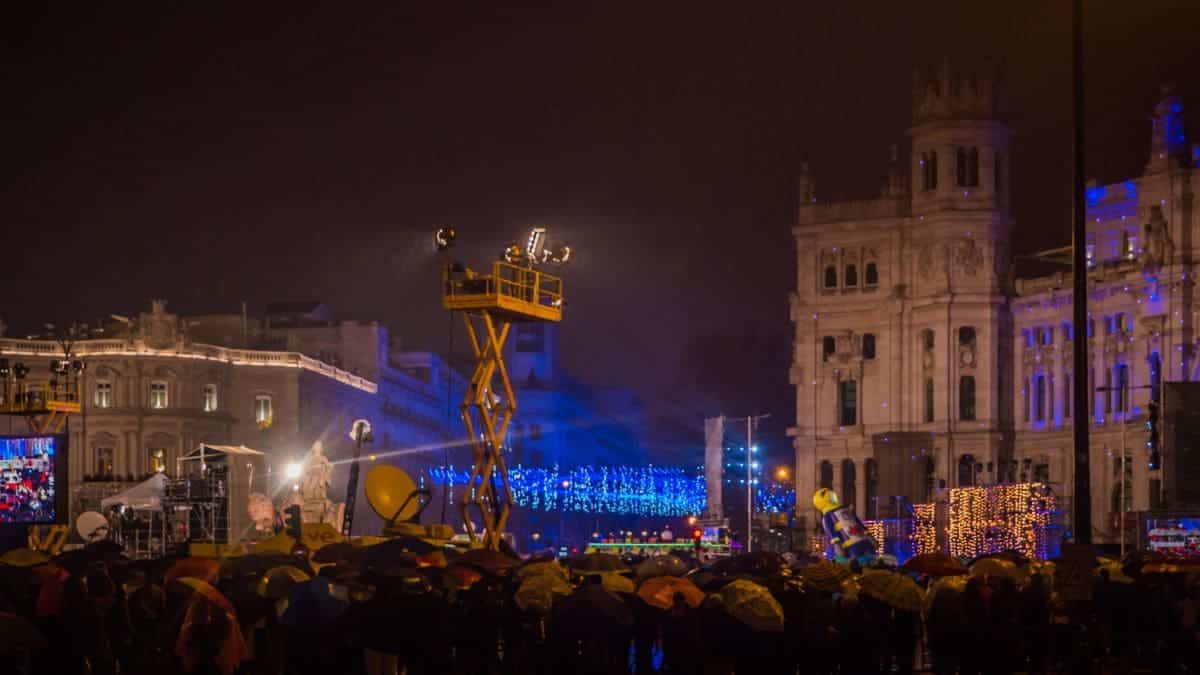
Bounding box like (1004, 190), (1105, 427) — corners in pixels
(284, 504), (303, 540)
(1147, 400), (1161, 470)
(691, 527), (703, 554)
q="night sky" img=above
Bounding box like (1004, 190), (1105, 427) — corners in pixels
(2, 2), (1197, 460)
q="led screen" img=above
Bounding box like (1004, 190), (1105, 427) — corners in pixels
(0, 435), (61, 524)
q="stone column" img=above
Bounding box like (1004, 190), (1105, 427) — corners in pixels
(794, 439), (817, 533)
(854, 458), (867, 515)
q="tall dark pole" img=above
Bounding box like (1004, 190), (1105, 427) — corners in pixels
(1070, 0), (1091, 545)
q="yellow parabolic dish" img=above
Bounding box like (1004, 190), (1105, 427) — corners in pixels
(364, 464), (419, 522)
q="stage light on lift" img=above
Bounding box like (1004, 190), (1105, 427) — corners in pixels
(435, 227), (457, 251)
(503, 244), (525, 264)
(526, 227), (547, 261)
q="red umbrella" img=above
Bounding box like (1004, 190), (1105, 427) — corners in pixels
(164, 557), (219, 586)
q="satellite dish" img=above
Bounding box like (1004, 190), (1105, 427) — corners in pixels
(364, 465), (419, 524)
(77, 511), (110, 542)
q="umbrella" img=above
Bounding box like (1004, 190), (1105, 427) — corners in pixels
(312, 542), (365, 566)
(1095, 561), (1135, 584)
(517, 560), (568, 582)
(514, 574), (573, 614)
(550, 582), (634, 635)
(637, 576), (705, 610)
(710, 552), (785, 578)
(51, 549), (99, 576)
(0, 611), (47, 651)
(84, 540), (126, 558)
(902, 552), (969, 577)
(924, 575), (967, 614)
(256, 565), (311, 600)
(0, 548), (49, 568)
(365, 537), (440, 568)
(970, 558), (1027, 584)
(415, 551), (448, 568)
(565, 552), (626, 573)
(635, 555), (688, 580)
(171, 577), (237, 615)
(164, 557), (219, 586)
(586, 571), (635, 595)
(796, 561), (852, 592)
(460, 548), (520, 574)
(220, 552), (313, 578)
(443, 564), (484, 590)
(858, 570), (923, 613)
(970, 550), (1030, 567)
(280, 579), (350, 629)
(718, 579), (784, 632)
(1142, 559), (1200, 574)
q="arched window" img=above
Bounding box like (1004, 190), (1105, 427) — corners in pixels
(823, 266), (838, 289)
(956, 147), (968, 186)
(844, 264), (858, 288)
(958, 454), (976, 487)
(819, 461), (833, 490)
(149, 381), (169, 409)
(959, 375), (976, 421)
(865, 262), (878, 286)
(841, 460), (857, 513)
(967, 147), (979, 186)
(864, 459), (879, 518)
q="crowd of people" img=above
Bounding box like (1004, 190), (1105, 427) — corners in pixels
(0, 541), (1197, 675)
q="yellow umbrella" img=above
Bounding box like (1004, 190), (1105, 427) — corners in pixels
(514, 574), (573, 613)
(718, 579), (784, 632)
(970, 558), (1028, 584)
(589, 571), (635, 595)
(858, 570), (923, 613)
(1095, 561), (1134, 584)
(517, 561), (567, 582)
(0, 548), (49, 568)
(797, 560), (852, 593)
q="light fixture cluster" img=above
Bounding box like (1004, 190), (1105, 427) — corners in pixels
(948, 482), (1057, 560)
(911, 502), (938, 556)
(429, 463), (704, 517)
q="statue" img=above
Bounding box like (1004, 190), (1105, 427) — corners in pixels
(292, 441), (344, 525)
(1143, 206), (1173, 270)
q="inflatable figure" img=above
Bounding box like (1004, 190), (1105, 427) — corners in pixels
(813, 488), (877, 562)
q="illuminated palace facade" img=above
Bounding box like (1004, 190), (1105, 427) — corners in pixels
(789, 66), (1200, 544)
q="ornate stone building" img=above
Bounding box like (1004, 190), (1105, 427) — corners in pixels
(789, 67), (1200, 544)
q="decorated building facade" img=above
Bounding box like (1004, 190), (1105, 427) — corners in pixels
(789, 66), (1200, 544)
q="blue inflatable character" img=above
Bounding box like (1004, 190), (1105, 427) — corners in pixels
(813, 488), (877, 562)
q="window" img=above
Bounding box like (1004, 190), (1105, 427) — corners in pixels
(1150, 352), (1162, 405)
(254, 395), (273, 426)
(530, 423), (543, 441)
(1024, 377), (1031, 422)
(924, 151), (939, 190)
(959, 326), (976, 347)
(967, 147), (979, 186)
(94, 382), (113, 408)
(959, 376), (976, 420)
(1062, 322), (1073, 342)
(956, 147), (967, 186)
(922, 329), (935, 352)
(823, 266), (838, 289)
(839, 380), (857, 426)
(1064, 374), (1072, 419)
(958, 455), (976, 487)
(149, 381), (168, 409)
(865, 459), (879, 518)
(822, 336), (836, 361)
(1041, 327), (1053, 346)
(923, 457), (937, 502)
(865, 262), (878, 287)
(1086, 243), (1095, 268)
(1115, 313), (1127, 333)
(1103, 370), (1113, 414)
(1116, 363), (1129, 413)
(924, 378), (935, 423)
(1023, 329), (1034, 347)
(202, 384), (218, 412)
(863, 334), (876, 360)
(844, 264), (857, 288)
(841, 460), (857, 512)
(819, 461), (833, 490)
(1087, 318), (1095, 338)
(1034, 375), (1046, 422)
(96, 447), (114, 479)
(1033, 462), (1050, 483)
(1112, 457), (1133, 513)
(1123, 231), (1137, 259)
(995, 151), (1004, 193)
(148, 448), (166, 473)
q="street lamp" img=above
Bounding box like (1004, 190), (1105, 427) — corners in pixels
(775, 466), (790, 482)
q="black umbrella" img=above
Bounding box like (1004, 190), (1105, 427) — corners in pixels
(969, 550), (1030, 567)
(550, 582), (634, 637)
(220, 553), (313, 578)
(565, 553), (627, 573)
(709, 552), (786, 578)
(365, 537), (439, 570)
(312, 542), (365, 566)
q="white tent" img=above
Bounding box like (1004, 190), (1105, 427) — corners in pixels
(100, 473), (168, 511)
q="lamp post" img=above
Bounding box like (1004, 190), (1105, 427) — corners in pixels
(1070, 0), (1091, 546)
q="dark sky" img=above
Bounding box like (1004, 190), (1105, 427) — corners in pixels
(2, 2), (1197, 451)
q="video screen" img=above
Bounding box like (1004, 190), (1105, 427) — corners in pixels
(0, 435), (59, 524)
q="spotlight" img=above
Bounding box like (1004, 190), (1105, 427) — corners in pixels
(0, 359), (9, 377)
(71, 360), (86, 374)
(526, 227), (546, 261)
(549, 244), (572, 264)
(503, 245), (524, 264)
(434, 227), (457, 251)
(285, 463), (303, 480)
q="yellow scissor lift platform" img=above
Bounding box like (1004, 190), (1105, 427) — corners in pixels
(0, 382), (81, 434)
(443, 261), (563, 550)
